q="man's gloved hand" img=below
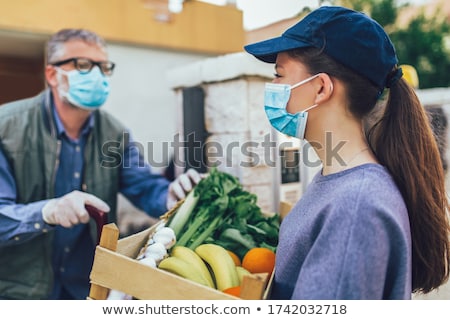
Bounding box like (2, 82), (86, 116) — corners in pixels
(42, 190), (110, 228)
(166, 168), (203, 209)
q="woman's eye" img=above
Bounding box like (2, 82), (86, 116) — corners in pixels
(273, 73), (281, 78)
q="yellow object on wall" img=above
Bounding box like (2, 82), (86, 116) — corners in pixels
(0, 0), (244, 55)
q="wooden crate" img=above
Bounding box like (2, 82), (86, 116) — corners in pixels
(88, 220), (273, 300)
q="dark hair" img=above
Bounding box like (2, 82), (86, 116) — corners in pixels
(290, 47), (450, 294)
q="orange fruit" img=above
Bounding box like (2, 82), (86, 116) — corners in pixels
(223, 285), (241, 297)
(226, 250), (241, 266)
(242, 247), (275, 276)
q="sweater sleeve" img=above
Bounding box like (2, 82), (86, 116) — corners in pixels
(291, 200), (409, 299)
(119, 133), (170, 217)
(0, 147), (53, 245)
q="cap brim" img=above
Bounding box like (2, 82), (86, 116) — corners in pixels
(244, 36), (311, 63)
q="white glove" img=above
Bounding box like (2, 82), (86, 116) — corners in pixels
(42, 190), (110, 228)
(166, 168), (203, 209)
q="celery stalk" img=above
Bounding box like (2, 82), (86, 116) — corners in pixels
(174, 207), (209, 247)
(187, 214), (223, 250)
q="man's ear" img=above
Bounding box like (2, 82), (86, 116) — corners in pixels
(314, 73), (334, 104)
(45, 65), (58, 88)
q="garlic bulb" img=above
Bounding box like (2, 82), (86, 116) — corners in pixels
(144, 242), (167, 264)
(107, 289), (132, 300)
(152, 227), (176, 249)
(139, 256), (157, 268)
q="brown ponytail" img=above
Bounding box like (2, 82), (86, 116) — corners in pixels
(368, 78), (450, 293)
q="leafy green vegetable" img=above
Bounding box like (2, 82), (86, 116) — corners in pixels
(219, 228), (256, 250)
(169, 168), (279, 259)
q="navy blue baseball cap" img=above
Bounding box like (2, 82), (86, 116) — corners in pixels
(244, 6), (399, 91)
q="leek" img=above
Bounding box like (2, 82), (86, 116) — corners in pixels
(167, 190), (199, 238)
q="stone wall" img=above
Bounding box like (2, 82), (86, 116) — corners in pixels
(203, 78), (276, 212)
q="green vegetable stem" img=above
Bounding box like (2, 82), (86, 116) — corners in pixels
(167, 190), (199, 238)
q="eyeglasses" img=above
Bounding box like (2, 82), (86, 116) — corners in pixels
(51, 57), (115, 76)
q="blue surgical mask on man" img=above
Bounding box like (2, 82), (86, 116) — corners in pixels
(57, 67), (110, 109)
(264, 74), (319, 139)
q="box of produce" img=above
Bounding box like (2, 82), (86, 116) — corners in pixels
(88, 168), (279, 300)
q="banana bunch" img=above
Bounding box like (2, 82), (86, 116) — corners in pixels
(158, 246), (215, 288)
(157, 243), (246, 292)
(195, 244), (240, 291)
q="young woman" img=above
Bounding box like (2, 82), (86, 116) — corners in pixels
(245, 6), (450, 299)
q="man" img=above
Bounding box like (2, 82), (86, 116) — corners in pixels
(0, 28), (199, 299)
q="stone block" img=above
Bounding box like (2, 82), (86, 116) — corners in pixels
(240, 165), (274, 186)
(204, 80), (249, 134)
(243, 183), (274, 213)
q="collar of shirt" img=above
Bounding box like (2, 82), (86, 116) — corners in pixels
(51, 103), (95, 141)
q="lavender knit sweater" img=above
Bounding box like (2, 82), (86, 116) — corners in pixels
(270, 164), (412, 299)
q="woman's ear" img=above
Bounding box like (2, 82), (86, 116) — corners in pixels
(314, 73), (334, 104)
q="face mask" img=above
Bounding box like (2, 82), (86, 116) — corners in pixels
(57, 67), (110, 109)
(264, 74), (319, 139)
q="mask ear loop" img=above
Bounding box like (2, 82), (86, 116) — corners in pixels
(303, 103), (319, 112)
(54, 67), (70, 99)
(290, 74), (320, 90)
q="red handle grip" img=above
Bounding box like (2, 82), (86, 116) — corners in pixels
(85, 205), (107, 244)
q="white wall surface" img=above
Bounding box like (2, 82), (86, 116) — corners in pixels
(103, 43), (214, 173)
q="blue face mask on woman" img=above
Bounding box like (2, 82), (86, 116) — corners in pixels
(264, 74), (319, 139)
(57, 67), (110, 109)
